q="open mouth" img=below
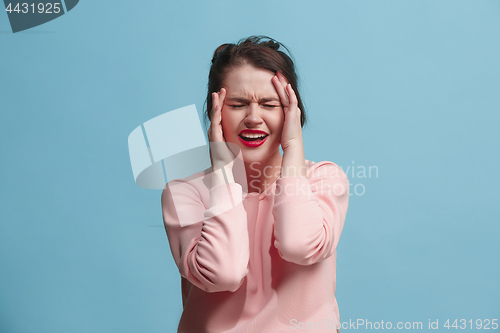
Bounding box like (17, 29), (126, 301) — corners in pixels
(238, 134), (269, 142)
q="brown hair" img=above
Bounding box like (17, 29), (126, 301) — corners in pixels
(202, 35), (307, 132)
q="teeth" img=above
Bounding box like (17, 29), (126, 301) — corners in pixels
(241, 133), (267, 138)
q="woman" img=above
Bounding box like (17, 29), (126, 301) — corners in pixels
(161, 35), (350, 333)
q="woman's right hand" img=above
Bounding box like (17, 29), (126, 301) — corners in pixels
(207, 88), (238, 172)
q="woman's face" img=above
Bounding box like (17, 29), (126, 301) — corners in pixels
(220, 65), (284, 164)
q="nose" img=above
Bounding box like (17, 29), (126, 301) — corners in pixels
(244, 102), (264, 126)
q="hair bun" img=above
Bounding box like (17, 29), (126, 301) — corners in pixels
(265, 40), (280, 51)
(211, 43), (233, 64)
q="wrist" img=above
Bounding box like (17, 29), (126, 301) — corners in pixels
(282, 144), (304, 156)
(211, 165), (235, 188)
(281, 139), (304, 152)
(280, 144), (306, 178)
(212, 162), (234, 172)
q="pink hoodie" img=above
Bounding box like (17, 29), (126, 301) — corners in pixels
(161, 159), (349, 332)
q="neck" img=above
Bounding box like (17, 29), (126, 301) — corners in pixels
(242, 149), (282, 194)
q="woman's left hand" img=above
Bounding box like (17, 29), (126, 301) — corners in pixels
(271, 71), (304, 151)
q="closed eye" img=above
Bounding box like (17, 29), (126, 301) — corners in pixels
(230, 104), (279, 109)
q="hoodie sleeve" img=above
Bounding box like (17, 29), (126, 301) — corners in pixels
(161, 180), (249, 292)
(272, 161), (349, 265)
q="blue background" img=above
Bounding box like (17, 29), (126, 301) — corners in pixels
(1, 0), (499, 332)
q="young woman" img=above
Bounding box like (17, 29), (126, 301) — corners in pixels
(161, 35), (350, 333)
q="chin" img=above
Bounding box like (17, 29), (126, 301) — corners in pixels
(241, 148), (275, 164)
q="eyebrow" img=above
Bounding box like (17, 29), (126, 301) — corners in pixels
(226, 97), (280, 103)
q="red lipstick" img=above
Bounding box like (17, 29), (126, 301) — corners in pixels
(238, 129), (269, 147)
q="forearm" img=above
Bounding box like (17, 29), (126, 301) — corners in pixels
(211, 166), (235, 188)
(280, 143), (307, 178)
(162, 175), (249, 293)
(273, 162), (349, 265)
(195, 187), (249, 292)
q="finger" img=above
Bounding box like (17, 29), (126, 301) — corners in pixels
(213, 92), (222, 125)
(286, 83), (298, 106)
(272, 75), (289, 107)
(219, 87), (227, 106)
(211, 92), (218, 119)
(215, 91), (223, 123)
(276, 71), (289, 92)
(213, 91), (220, 114)
(217, 89), (227, 127)
(219, 90), (227, 142)
(210, 92), (220, 141)
(213, 91), (226, 142)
